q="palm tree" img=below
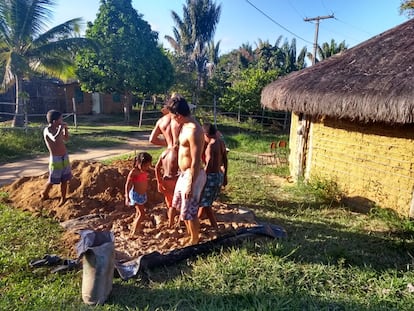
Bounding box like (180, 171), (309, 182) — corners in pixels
(165, 0), (221, 103)
(307, 39), (347, 64)
(0, 0), (94, 127)
(206, 39), (220, 77)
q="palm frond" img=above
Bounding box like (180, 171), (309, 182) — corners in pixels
(33, 18), (84, 46)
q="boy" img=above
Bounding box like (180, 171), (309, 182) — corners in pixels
(198, 123), (228, 229)
(41, 110), (72, 205)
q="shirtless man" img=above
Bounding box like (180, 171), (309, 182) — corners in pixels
(166, 94), (206, 245)
(198, 123), (228, 229)
(149, 104), (181, 227)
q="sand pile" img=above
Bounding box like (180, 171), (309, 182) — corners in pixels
(1, 159), (256, 260)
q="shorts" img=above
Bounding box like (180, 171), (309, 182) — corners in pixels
(49, 153), (72, 184)
(129, 189), (147, 206)
(199, 172), (223, 207)
(172, 169), (206, 221)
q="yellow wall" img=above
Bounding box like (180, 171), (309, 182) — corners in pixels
(289, 114), (414, 215)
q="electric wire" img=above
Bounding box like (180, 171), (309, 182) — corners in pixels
(244, 0), (313, 45)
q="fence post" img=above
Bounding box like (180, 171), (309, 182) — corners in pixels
(138, 98), (145, 128)
(24, 98), (28, 134)
(72, 98), (77, 130)
(283, 111), (288, 130)
(213, 95), (217, 126)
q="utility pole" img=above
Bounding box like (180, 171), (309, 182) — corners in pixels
(295, 14), (334, 180)
(304, 15), (334, 65)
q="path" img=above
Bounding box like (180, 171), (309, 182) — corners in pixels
(0, 132), (161, 187)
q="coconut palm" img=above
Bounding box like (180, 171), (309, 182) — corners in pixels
(165, 0), (221, 103)
(307, 39), (347, 64)
(0, 0), (94, 127)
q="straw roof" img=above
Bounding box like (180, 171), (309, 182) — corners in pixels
(261, 18), (414, 124)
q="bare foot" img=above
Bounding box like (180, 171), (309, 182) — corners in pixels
(179, 236), (191, 246)
(59, 198), (66, 206)
(189, 238), (199, 246)
(40, 193), (49, 201)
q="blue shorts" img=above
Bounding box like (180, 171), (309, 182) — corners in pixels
(129, 189), (147, 206)
(200, 172), (223, 207)
(49, 153), (72, 184)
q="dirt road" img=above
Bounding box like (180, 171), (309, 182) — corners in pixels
(0, 133), (161, 187)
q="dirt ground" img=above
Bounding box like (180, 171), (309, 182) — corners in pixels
(0, 159), (257, 261)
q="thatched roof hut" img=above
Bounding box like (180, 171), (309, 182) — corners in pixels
(261, 18), (414, 124)
(260, 18), (414, 216)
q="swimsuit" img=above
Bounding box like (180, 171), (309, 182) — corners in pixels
(199, 172), (223, 207)
(172, 169), (206, 221)
(129, 189), (147, 206)
(128, 171), (148, 205)
(129, 171), (148, 182)
(49, 153), (72, 184)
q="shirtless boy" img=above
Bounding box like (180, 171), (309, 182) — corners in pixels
(149, 103), (181, 227)
(166, 94), (206, 245)
(198, 123), (228, 229)
(41, 110), (72, 205)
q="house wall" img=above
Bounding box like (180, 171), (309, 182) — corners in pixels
(294, 116), (414, 215)
(63, 84), (125, 115)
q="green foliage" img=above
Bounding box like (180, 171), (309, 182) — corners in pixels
(0, 128), (45, 162)
(400, 0), (414, 17)
(285, 176), (343, 204)
(0, 0), (94, 127)
(76, 0), (173, 96)
(220, 68), (279, 114)
(166, 0), (221, 100)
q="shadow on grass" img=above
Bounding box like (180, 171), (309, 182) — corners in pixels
(237, 200), (414, 272)
(107, 279), (399, 310)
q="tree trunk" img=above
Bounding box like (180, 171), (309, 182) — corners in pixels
(12, 77), (25, 127)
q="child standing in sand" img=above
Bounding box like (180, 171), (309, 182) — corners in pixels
(41, 110), (72, 205)
(125, 152), (153, 237)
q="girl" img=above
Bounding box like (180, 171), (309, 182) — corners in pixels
(125, 152), (153, 237)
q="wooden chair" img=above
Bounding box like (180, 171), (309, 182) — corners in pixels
(256, 140), (288, 166)
(274, 140), (289, 165)
(256, 141), (277, 165)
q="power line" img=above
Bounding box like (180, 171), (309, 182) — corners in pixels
(244, 0), (313, 45)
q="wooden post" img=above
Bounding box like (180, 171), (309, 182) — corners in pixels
(138, 98), (145, 128)
(72, 98), (77, 130)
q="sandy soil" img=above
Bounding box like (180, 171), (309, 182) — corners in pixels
(0, 159), (257, 261)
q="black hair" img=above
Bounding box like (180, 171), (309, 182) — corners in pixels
(133, 152), (152, 168)
(166, 94), (190, 116)
(46, 110), (62, 124)
(202, 122), (217, 137)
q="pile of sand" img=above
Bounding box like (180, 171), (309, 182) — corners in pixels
(1, 160), (256, 260)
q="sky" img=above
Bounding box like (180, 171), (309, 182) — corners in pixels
(51, 0), (409, 55)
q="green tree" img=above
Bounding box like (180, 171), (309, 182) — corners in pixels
(76, 0), (173, 100)
(165, 0), (221, 103)
(0, 0), (93, 127)
(307, 39), (347, 64)
(400, 0), (414, 17)
(220, 67), (280, 115)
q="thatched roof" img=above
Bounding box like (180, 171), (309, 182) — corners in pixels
(261, 18), (414, 124)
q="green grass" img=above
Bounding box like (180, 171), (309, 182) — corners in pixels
(1, 117), (414, 310)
